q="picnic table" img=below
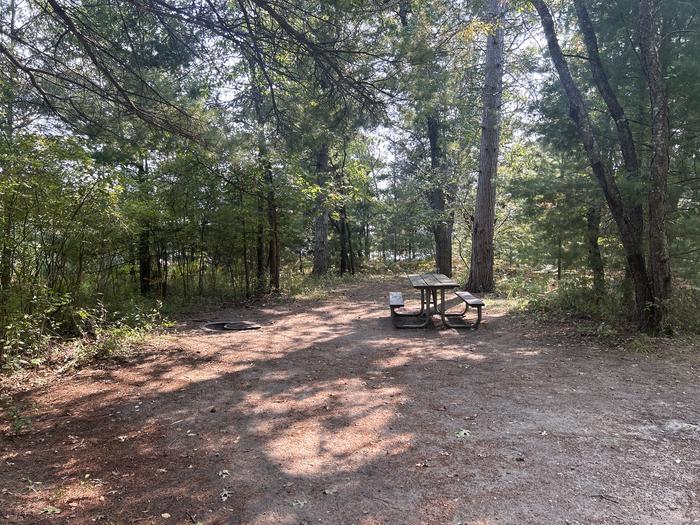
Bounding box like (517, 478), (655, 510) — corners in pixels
(389, 272), (484, 329)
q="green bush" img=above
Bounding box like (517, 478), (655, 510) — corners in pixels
(523, 276), (629, 323)
(665, 286), (700, 334)
(1, 286), (71, 370)
(1, 291), (169, 371)
(496, 270), (550, 300)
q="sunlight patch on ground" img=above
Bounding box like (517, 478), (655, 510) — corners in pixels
(264, 409), (412, 476)
(512, 349), (541, 357)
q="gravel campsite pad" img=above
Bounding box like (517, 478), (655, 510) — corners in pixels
(1, 280), (699, 524)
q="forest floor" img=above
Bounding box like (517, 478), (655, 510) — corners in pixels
(1, 278), (699, 525)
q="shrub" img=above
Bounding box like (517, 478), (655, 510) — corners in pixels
(664, 286), (700, 334)
(1, 292), (169, 371)
(523, 276), (629, 324)
(1, 286), (71, 370)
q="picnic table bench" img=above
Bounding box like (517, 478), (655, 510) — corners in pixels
(389, 273), (485, 330)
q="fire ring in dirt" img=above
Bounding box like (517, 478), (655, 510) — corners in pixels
(202, 321), (261, 331)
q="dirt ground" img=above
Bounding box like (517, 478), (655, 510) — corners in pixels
(1, 279), (699, 525)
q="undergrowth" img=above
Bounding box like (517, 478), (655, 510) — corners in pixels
(1, 293), (170, 372)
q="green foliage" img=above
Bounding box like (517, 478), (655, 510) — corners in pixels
(67, 300), (169, 368)
(7, 404), (32, 434)
(1, 286), (71, 370)
(524, 276), (629, 324)
(665, 286), (700, 335)
(284, 272), (366, 302)
(627, 334), (656, 354)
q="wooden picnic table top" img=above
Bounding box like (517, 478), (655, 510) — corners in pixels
(407, 273), (459, 289)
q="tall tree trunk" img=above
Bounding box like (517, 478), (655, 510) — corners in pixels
(312, 142), (330, 276)
(338, 206), (349, 275)
(347, 222), (356, 274)
(0, 0), (16, 304)
(556, 236), (562, 280)
(365, 223), (370, 261)
(198, 219), (206, 297)
(586, 204), (606, 295)
(240, 190), (251, 299)
(136, 158), (151, 296)
(426, 114), (453, 277)
(265, 163), (280, 292)
(468, 0), (505, 292)
(639, 0), (672, 326)
(0, 200), (14, 291)
(138, 226), (151, 295)
(255, 194), (266, 294)
(530, 0), (655, 331)
(161, 246), (168, 299)
(249, 58), (276, 293)
(398, 0), (411, 26)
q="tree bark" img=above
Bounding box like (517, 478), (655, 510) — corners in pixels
(639, 0), (672, 323)
(236, 189), (251, 299)
(530, 0), (655, 331)
(586, 204), (605, 295)
(556, 236), (562, 280)
(398, 0), (411, 26)
(338, 206), (349, 275)
(0, 196), (14, 291)
(347, 222), (356, 274)
(312, 142), (330, 276)
(255, 193), (266, 294)
(573, 0), (644, 242)
(265, 163), (280, 292)
(138, 226), (151, 295)
(137, 159), (151, 296)
(198, 219), (206, 296)
(426, 114), (453, 277)
(249, 58), (280, 293)
(468, 0), (505, 293)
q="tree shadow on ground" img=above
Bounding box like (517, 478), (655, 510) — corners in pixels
(2, 280), (699, 524)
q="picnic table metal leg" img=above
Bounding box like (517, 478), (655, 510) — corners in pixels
(393, 310), (430, 328)
(445, 301), (469, 317)
(393, 289), (426, 318)
(392, 287), (430, 328)
(442, 293), (481, 330)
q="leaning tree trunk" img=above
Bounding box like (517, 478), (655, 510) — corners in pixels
(468, 0), (505, 293)
(312, 142), (331, 276)
(639, 0), (672, 327)
(426, 115), (453, 277)
(530, 0), (656, 331)
(573, 0), (644, 244)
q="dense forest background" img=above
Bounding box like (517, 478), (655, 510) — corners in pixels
(0, 0), (698, 368)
